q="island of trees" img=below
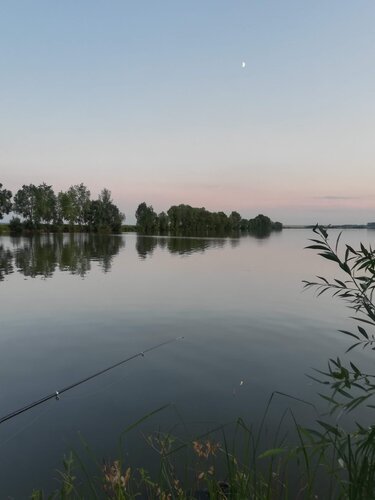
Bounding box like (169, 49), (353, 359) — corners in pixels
(0, 182), (282, 236)
(135, 202), (282, 235)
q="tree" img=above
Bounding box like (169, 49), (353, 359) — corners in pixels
(0, 183), (12, 220)
(158, 211), (169, 233)
(248, 214), (272, 232)
(55, 184), (91, 227)
(8, 216), (22, 234)
(13, 183), (56, 227)
(34, 183), (56, 225)
(13, 184), (38, 226)
(229, 211), (241, 232)
(56, 191), (74, 226)
(240, 218), (249, 231)
(136, 202), (158, 234)
(212, 211), (229, 233)
(75, 183), (91, 226)
(87, 189), (124, 233)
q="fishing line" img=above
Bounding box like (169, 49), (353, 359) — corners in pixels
(63, 368), (132, 401)
(0, 336), (183, 426)
(0, 403), (53, 450)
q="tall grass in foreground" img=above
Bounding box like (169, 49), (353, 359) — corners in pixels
(29, 403), (314, 499)
(30, 394), (360, 500)
(32, 226), (375, 499)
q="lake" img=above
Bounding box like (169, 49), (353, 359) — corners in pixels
(0, 229), (374, 496)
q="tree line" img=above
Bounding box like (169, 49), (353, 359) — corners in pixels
(135, 202), (282, 235)
(0, 182), (124, 233)
(0, 182), (283, 235)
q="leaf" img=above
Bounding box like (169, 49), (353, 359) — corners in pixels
(258, 448), (286, 459)
(306, 374), (329, 385)
(338, 329), (359, 340)
(334, 279), (346, 288)
(346, 395), (371, 412)
(346, 342), (363, 353)
(318, 252), (339, 263)
(305, 244), (330, 251)
(361, 243), (368, 255)
(358, 326), (369, 339)
(309, 238), (327, 245)
(350, 317), (375, 326)
(337, 388), (353, 399)
(317, 421), (342, 437)
(350, 362), (361, 376)
(335, 232), (342, 253)
(346, 245), (357, 255)
(339, 262), (351, 274)
(318, 394), (339, 405)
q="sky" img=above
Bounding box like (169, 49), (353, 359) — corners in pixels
(1, 1), (374, 224)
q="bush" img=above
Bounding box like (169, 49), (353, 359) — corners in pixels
(9, 216), (23, 234)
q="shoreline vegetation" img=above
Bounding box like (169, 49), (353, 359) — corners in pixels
(0, 183), (282, 237)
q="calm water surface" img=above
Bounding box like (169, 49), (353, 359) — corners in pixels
(0, 230), (374, 496)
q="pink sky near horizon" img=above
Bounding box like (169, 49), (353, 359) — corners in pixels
(3, 171), (375, 226)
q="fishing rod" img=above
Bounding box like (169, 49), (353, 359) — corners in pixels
(0, 336), (183, 426)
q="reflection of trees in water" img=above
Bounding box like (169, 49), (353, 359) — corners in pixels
(59, 234), (125, 274)
(136, 236), (158, 259)
(229, 238), (240, 248)
(135, 235), (227, 259)
(0, 234), (124, 279)
(167, 237), (226, 255)
(247, 229), (272, 240)
(1, 231), (273, 279)
(0, 245), (14, 281)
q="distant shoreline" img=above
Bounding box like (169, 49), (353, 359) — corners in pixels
(284, 224), (369, 229)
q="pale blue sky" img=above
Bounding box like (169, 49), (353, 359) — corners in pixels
(1, 1), (374, 224)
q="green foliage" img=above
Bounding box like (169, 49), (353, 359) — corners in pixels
(304, 225), (375, 339)
(302, 225), (375, 498)
(35, 183), (57, 225)
(135, 202), (158, 234)
(9, 182), (124, 233)
(248, 214), (272, 233)
(87, 189), (125, 233)
(164, 204), (282, 236)
(240, 218), (249, 231)
(9, 216), (23, 234)
(229, 211), (241, 231)
(135, 201), (284, 237)
(0, 182), (12, 220)
(303, 226), (375, 414)
(12, 183), (56, 227)
(56, 184), (91, 227)
(13, 184), (38, 227)
(29, 402), (306, 500)
(158, 211), (169, 234)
